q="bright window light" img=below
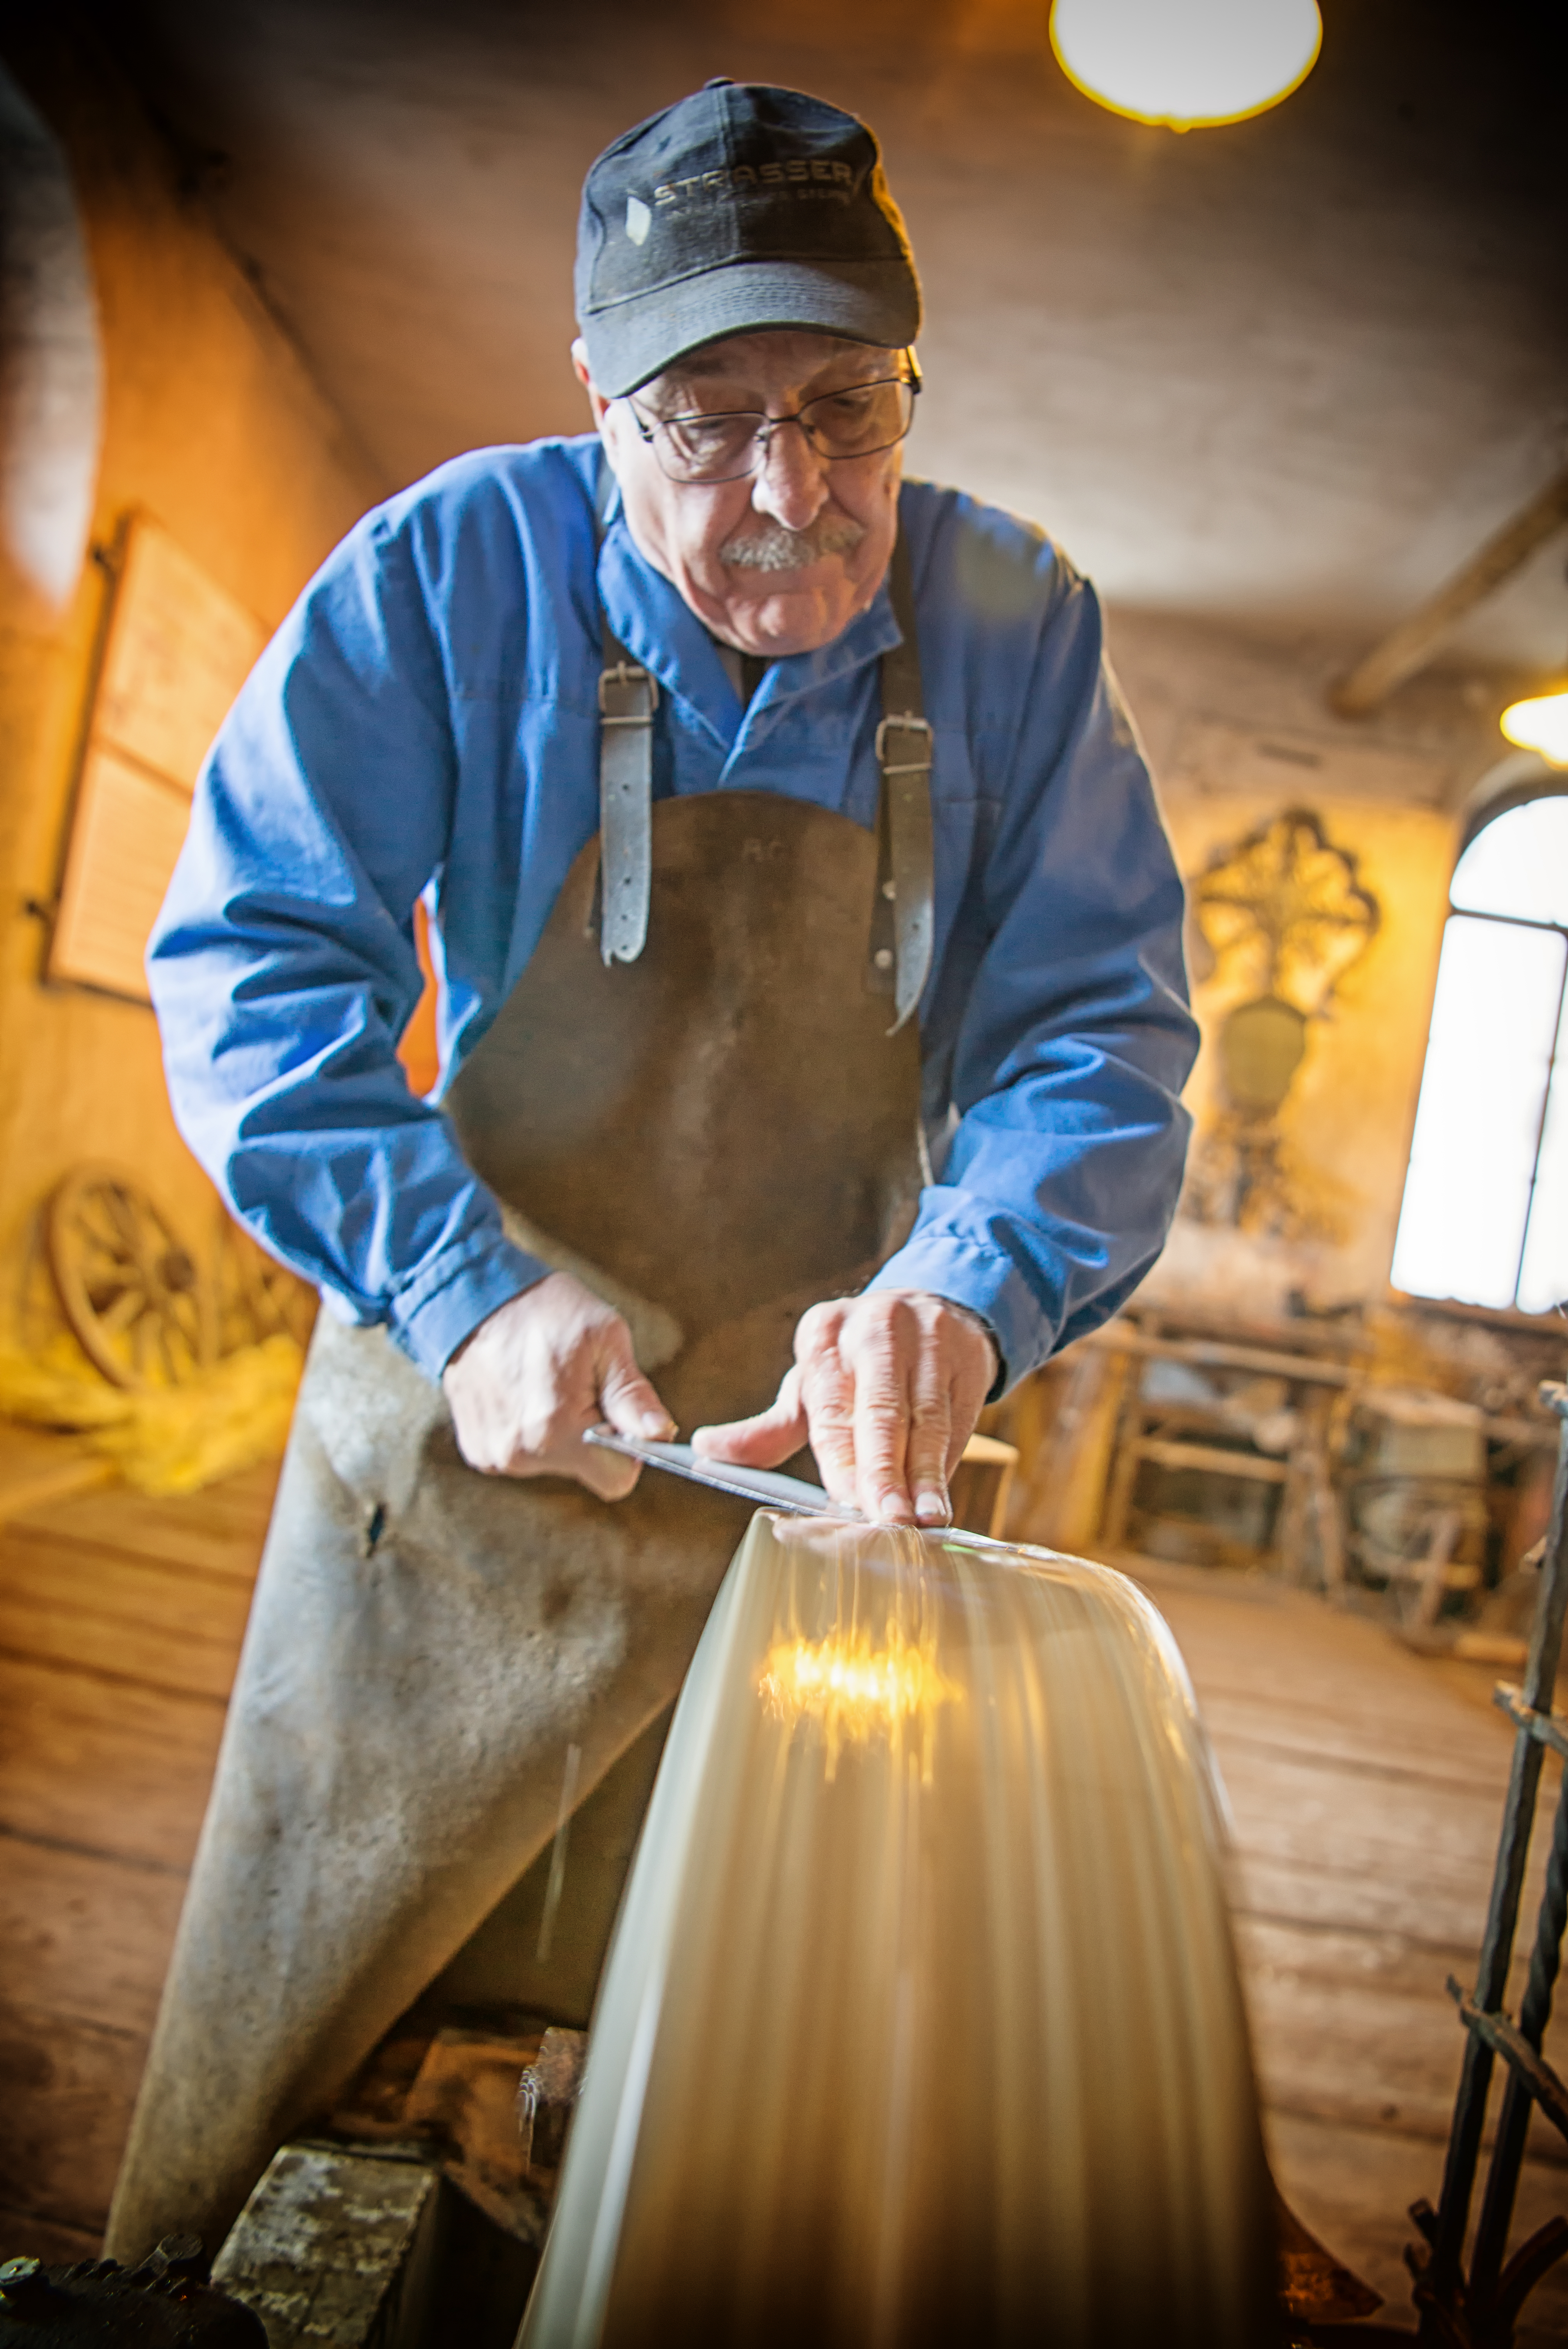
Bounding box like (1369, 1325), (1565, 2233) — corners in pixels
(1392, 916), (1565, 1310)
(1450, 795), (1568, 927)
(1049, 0), (1322, 132)
(1518, 980), (1568, 1316)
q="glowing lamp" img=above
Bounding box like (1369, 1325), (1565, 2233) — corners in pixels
(1050, 0), (1323, 131)
(1500, 686), (1568, 769)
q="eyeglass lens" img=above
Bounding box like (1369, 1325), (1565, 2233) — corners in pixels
(652, 378), (916, 484)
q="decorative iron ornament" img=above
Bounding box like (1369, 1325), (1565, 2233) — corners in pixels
(1190, 806), (1380, 1018)
(1183, 808), (1381, 1238)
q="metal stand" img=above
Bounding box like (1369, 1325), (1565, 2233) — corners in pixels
(1409, 1382), (1568, 2347)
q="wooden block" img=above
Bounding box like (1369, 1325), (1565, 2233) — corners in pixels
(0, 1997), (147, 2236)
(0, 1653), (224, 1873)
(212, 2145), (441, 2348)
(404, 2030), (551, 2240)
(328, 2021), (441, 2145)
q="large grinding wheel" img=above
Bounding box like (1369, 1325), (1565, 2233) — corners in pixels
(46, 1165), (214, 1388)
(522, 1515), (1278, 2349)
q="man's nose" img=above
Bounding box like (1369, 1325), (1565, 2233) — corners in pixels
(750, 420), (830, 532)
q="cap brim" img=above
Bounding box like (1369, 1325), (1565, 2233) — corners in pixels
(580, 259), (921, 397)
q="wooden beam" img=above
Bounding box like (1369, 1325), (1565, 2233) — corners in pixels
(1330, 462), (1568, 717)
(1133, 1437), (1291, 1483)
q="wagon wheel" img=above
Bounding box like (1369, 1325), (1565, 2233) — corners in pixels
(212, 1214), (318, 1353)
(46, 1166), (214, 1390)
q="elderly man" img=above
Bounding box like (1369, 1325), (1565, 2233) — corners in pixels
(108, 80), (1197, 2260)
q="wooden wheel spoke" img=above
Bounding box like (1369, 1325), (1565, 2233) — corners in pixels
(98, 1284), (149, 1336)
(48, 1165), (213, 1390)
(94, 1206), (140, 1265)
(101, 1185), (140, 1240)
(78, 1221), (130, 1278)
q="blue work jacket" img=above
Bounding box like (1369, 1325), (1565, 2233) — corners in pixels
(148, 435), (1197, 1391)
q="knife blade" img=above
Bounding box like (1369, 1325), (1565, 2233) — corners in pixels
(583, 1427), (843, 1517)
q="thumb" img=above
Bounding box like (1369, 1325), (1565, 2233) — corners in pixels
(596, 1322), (676, 1442)
(692, 1366), (808, 1466)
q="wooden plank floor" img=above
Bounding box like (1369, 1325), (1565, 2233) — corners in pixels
(0, 1460), (279, 2263)
(2, 1463), (1565, 2339)
(1130, 1557), (1568, 2345)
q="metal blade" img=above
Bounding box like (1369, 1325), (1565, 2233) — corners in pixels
(584, 1428), (841, 1517)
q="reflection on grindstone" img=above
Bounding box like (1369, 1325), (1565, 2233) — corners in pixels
(522, 1513), (1278, 2349)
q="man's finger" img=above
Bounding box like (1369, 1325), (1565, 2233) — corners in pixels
(691, 1367), (807, 1466)
(597, 1328), (677, 1444)
(845, 1310), (918, 1523)
(798, 1333), (860, 1508)
(906, 1371), (954, 1527)
(945, 1360), (993, 1487)
(574, 1443), (643, 1500)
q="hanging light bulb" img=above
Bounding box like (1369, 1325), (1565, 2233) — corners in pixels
(1500, 684), (1568, 768)
(1050, 0), (1323, 132)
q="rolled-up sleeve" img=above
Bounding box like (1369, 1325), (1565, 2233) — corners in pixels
(868, 561), (1197, 1390)
(148, 509), (544, 1379)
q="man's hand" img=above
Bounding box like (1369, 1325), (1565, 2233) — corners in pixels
(442, 1271), (675, 1499)
(692, 1290), (998, 1526)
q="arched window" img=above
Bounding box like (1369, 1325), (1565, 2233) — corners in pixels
(1392, 784), (1568, 1315)
(0, 65), (103, 607)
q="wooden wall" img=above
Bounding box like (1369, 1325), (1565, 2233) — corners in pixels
(0, 22), (381, 1319)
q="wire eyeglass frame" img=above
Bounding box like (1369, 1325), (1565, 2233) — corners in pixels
(623, 353), (922, 485)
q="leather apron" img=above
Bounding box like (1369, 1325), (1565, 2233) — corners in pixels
(107, 517), (934, 2264)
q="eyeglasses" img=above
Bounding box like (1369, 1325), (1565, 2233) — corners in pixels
(624, 360), (921, 485)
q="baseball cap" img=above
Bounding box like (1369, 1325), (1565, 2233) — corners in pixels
(575, 80), (923, 397)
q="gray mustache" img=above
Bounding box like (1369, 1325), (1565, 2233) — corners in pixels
(720, 514), (867, 572)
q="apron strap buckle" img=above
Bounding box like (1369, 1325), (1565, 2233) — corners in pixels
(599, 661), (660, 722)
(873, 712), (932, 776)
(598, 652), (657, 965)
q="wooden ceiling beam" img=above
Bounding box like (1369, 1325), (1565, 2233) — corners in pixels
(1330, 462), (1568, 717)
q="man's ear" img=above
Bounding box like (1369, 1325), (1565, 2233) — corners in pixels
(571, 339), (609, 426)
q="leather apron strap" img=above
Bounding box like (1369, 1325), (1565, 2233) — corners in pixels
(593, 460), (935, 1030)
(869, 526), (935, 1034)
(596, 463), (657, 967)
